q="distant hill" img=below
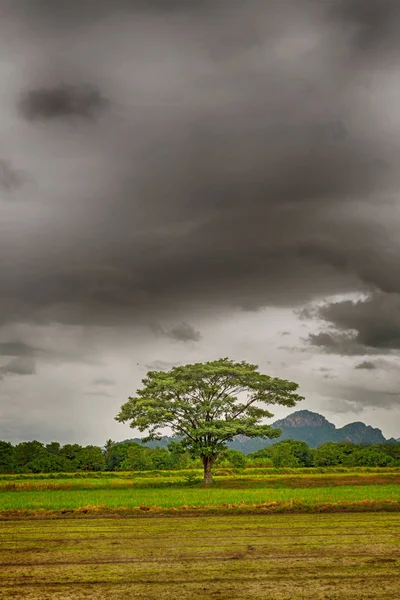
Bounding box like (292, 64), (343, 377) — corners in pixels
(271, 410), (392, 446)
(122, 409), (397, 454)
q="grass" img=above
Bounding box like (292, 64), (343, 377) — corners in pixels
(1, 471), (399, 492)
(0, 484), (399, 514)
(0, 468), (398, 517)
(0, 513), (398, 599)
(1, 466), (398, 481)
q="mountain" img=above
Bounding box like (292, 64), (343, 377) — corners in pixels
(271, 410), (389, 447)
(123, 410), (396, 454)
(272, 411), (336, 447)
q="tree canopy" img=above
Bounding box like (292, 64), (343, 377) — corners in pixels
(116, 358), (304, 483)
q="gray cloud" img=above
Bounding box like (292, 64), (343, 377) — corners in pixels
(3, 0), (211, 27)
(0, 0), (399, 332)
(317, 367), (337, 379)
(1, 0), (400, 441)
(0, 357), (36, 376)
(308, 331), (380, 356)
(92, 377), (116, 386)
(84, 390), (114, 398)
(0, 160), (27, 191)
(307, 292), (400, 355)
(144, 360), (181, 371)
(151, 322), (201, 343)
(0, 330), (102, 366)
(323, 383), (400, 411)
(0, 342), (37, 357)
(330, 0), (400, 63)
(355, 360), (377, 370)
(19, 84), (109, 121)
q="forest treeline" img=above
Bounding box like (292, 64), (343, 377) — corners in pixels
(0, 438), (399, 474)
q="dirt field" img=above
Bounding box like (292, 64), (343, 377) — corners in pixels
(0, 513), (399, 599)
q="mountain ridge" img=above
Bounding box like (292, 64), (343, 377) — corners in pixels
(123, 410), (397, 454)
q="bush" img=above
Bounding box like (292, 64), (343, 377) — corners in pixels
(182, 473), (202, 486)
(216, 449), (246, 469)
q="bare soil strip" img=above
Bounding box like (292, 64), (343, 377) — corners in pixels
(0, 513), (398, 599)
(1, 499), (399, 520)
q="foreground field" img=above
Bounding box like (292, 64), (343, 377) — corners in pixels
(0, 513), (398, 599)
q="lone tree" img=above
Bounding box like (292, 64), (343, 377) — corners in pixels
(115, 358), (303, 484)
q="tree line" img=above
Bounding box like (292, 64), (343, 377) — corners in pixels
(0, 438), (398, 474)
(2, 358), (397, 481)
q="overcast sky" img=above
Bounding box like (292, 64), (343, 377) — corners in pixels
(1, 0), (400, 445)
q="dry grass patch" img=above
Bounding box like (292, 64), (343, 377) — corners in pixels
(0, 513), (399, 599)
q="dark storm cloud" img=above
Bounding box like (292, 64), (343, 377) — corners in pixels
(151, 323), (201, 343)
(0, 342), (37, 357)
(308, 331), (380, 356)
(307, 293), (400, 355)
(169, 323), (202, 343)
(330, 0), (400, 62)
(1, 0), (400, 331)
(355, 361), (377, 370)
(19, 84), (109, 121)
(4, 0), (211, 25)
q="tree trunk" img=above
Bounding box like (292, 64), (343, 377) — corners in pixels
(202, 455), (215, 485)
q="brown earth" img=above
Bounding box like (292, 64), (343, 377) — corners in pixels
(0, 513), (399, 599)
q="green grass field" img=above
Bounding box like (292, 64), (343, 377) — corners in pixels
(0, 484), (399, 512)
(0, 513), (398, 599)
(0, 469), (398, 516)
